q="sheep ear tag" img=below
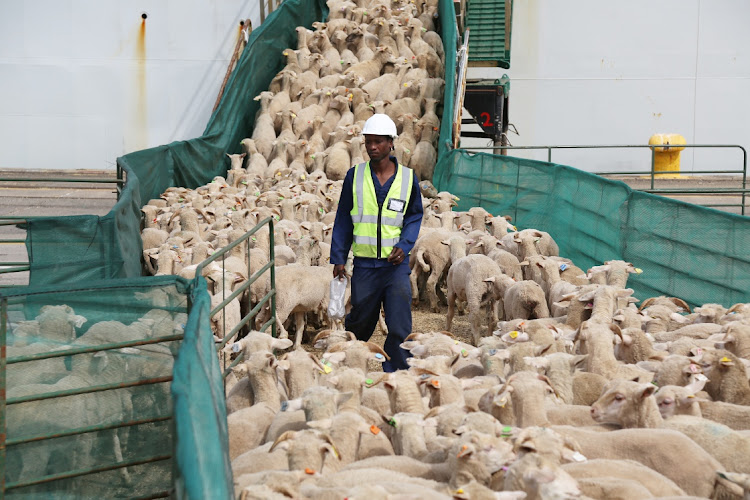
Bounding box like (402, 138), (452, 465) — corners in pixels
(386, 198), (405, 212)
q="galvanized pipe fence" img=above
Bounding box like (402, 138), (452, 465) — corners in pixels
(0, 214), (277, 497)
(460, 144), (748, 215)
(0, 168), (125, 285)
(192, 216), (278, 379)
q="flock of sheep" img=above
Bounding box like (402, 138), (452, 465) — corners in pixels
(216, 197), (750, 499)
(12, 0), (750, 497)
(245, 0), (445, 184)
(6, 297), (184, 489)
(134, 0), (750, 498)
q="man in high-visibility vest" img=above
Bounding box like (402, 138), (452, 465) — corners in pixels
(331, 114), (423, 371)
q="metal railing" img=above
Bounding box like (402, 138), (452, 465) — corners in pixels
(460, 144), (748, 215)
(259, 0), (284, 24)
(193, 217), (277, 379)
(0, 169), (125, 285)
(0, 292), (178, 497)
(452, 29), (470, 150)
(0, 209), (277, 495)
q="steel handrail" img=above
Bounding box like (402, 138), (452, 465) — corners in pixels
(0, 169), (126, 286)
(0, 177), (124, 184)
(6, 415), (173, 446)
(6, 454), (171, 490)
(6, 334), (183, 364)
(460, 143), (748, 215)
(193, 216), (278, 382)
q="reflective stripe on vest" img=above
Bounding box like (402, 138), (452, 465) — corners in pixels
(351, 161), (413, 259)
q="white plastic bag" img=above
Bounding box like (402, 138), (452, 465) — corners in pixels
(328, 276), (348, 321)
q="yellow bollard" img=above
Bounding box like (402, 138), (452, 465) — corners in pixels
(648, 133), (686, 178)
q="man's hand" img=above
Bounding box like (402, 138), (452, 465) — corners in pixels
(333, 264), (347, 279)
(387, 247), (406, 266)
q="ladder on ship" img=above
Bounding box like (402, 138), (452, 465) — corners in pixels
(452, 0), (513, 150)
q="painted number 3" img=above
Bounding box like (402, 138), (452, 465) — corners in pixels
(480, 112), (493, 127)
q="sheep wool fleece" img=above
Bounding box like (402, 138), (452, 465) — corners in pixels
(346, 262), (413, 371)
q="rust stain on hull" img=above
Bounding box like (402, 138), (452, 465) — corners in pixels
(133, 19), (148, 150)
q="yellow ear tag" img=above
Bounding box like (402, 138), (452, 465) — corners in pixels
(635, 268), (643, 274)
(720, 356), (731, 363)
(454, 340), (459, 345)
(509, 330), (519, 339)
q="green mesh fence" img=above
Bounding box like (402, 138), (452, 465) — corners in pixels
(0, 276), (230, 499)
(432, 149), (750, 307)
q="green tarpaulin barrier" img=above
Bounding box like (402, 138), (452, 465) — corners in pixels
(1, 276), (230, 499)
(432, 149), (750, 307)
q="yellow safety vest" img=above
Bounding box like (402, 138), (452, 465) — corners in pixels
(351, 161), (414, 259)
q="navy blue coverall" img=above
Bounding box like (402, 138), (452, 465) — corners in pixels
(330, 157), (423, 371)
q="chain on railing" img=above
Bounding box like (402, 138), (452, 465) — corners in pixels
(193, 217), (277, 379)
(460, 144), (748, 215)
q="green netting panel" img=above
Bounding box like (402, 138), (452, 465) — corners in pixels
(1, 276), (230, 499)
(432, 149), (750, 307)
(172, 275), (232, 500)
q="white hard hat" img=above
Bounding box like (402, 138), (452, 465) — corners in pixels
(362, 114), (398, 139)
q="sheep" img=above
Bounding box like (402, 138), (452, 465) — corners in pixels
(410, 138), (437, 181)
(552, 425), (736, 499)
(694, 348), (750, 405)
(323, 340), (390, 376)
(503, 452), (582, 500)
(344, 45), (395, 81)
(446, 254), (510, 344)
(524, 352), (588, 405)
(400, 330), (467, 358)
(503, 279), (550, 321)
(269, 429), (341, 473)
(8, 350), (134, 487)
(655, 381), (750, 431)
(257, 264), (347, 348)
(591, 378), (750, 473)
(35, 304), (87, 344)
(535, 257), (577, 316)
(575, 321), (654, 382)
(369, 370), (426, 415)
(276, 348), (327, 399)
(227, 351), (283, 459)
(409, 229), (454, 311)
(612, 324), (665, 364)
(646, 354), (703, 388)
(562, 459), (686, 498)
(718, 322), (750, 359)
